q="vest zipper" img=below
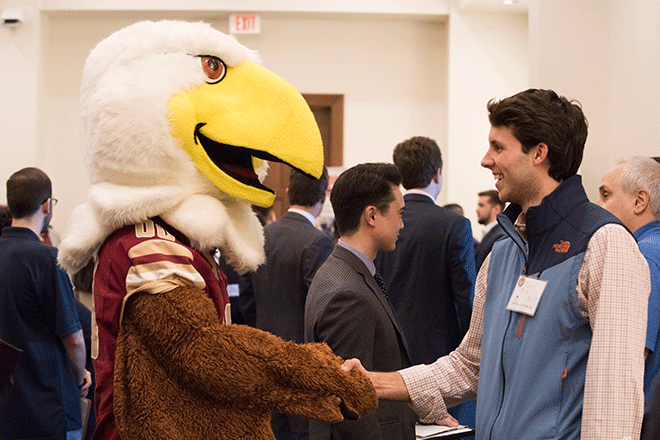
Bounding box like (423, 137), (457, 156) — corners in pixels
(516, 315), (525, 338)
(488, 312), (513, 440)
(488, 215), (528, 439)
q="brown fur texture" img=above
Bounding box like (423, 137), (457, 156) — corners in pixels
(113, 285), (378, 439)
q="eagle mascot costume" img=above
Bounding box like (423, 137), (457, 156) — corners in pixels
(58, 20), (376, 440)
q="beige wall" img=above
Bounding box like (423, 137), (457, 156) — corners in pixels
(445, 9), (528, 229)
(530, 0), (660, 202)
(0, 0), (39, 184)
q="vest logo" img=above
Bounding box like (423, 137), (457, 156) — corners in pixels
(553, 240), (571, 253)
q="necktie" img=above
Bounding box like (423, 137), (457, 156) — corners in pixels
(373, 272), (391, 302)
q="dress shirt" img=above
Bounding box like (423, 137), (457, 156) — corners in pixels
(634, 220), (660, 397)
(337, 239), (375, 275)
(400, 222), (649, 440)
(404, 189), (436, 202)
(287, 208), (316, 226)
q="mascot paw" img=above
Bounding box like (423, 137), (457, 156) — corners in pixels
(332, 362), (378, 418)
(271, 341), (378, 421)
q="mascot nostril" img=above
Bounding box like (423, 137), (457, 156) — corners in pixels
(58, 19), (377, 440)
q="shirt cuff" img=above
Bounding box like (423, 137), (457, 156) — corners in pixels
(400, 364), (448, 423)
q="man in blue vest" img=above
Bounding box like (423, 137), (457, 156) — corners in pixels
(343, 89), (650, 440)
(597, 157), (660, 408)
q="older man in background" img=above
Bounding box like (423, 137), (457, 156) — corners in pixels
(597, 156), (660, 401)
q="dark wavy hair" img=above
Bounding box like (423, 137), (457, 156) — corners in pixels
(393, 136), (442, 190)
(288, 166), (328, 207)
(487, 89), (588, 182)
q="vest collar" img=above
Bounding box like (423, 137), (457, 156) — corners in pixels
(501, 175), (588, 238)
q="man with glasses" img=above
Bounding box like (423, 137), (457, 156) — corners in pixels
(40, 197), (59, 245)
(0, 167), (91, 440)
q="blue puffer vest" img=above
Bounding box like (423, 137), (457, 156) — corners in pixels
(477, 175), (623, 440)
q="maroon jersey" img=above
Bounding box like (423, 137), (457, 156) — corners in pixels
(91, 218), (229, 440)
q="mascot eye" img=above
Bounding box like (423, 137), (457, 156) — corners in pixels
(200, 56), (227, 84)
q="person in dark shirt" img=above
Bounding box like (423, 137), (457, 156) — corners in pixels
(0, 167), (91, 440)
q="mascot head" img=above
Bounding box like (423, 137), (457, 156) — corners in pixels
(81, 20), (323, 208)
(60, 20), (323, 274)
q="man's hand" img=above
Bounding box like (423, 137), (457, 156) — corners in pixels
(342, 358), (411, 401)
(79, 369), (92, 398)
(341, 358), (367, 375)
(437, 414), (459, 427)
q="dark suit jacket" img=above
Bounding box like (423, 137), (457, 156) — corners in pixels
(240, 211), (333, 343)
(475, 223), (505, 271)
(374, 193), (475, 365)
(305, 245), (416, 440)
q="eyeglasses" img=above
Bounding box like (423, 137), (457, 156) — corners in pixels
(51, 198), (58, 206)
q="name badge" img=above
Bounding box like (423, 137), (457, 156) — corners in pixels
(506, 275), (547, 316)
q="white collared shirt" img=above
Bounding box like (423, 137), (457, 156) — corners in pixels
(287, 208), (316, 226)
(404, 188), (436, 202)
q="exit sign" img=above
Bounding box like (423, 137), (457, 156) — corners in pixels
(229, 13), (261, 34)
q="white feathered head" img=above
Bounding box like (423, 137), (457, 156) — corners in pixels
(81, 20), (322, 205)
(59, 20), (323, 274)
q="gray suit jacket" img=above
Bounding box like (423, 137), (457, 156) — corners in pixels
(305, 245), (416, 440)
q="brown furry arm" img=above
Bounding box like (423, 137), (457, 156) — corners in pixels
(119, 285), (377, 421)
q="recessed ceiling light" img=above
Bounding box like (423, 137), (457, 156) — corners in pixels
(503, 0), (519, 4)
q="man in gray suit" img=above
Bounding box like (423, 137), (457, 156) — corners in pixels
(240, 166), (333, 440)
(305, 163), (416, 440)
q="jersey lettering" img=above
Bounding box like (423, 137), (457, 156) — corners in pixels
(135, 220), (175, 241)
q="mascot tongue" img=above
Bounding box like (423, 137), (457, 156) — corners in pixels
(222, 163), (259, 181)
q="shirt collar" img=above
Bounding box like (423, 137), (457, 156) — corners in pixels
(514, 211), (528, 243)
(0, 226), (40, 241)
(634, 220), (660, 241)
(338, 239), (376, 275)
(404, 188), (436, 202)
(287, 208), (316, 226)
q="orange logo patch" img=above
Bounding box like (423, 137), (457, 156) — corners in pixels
(553, 240), (571, 253)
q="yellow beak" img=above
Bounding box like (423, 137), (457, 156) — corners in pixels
(168, 60), (323, 207)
